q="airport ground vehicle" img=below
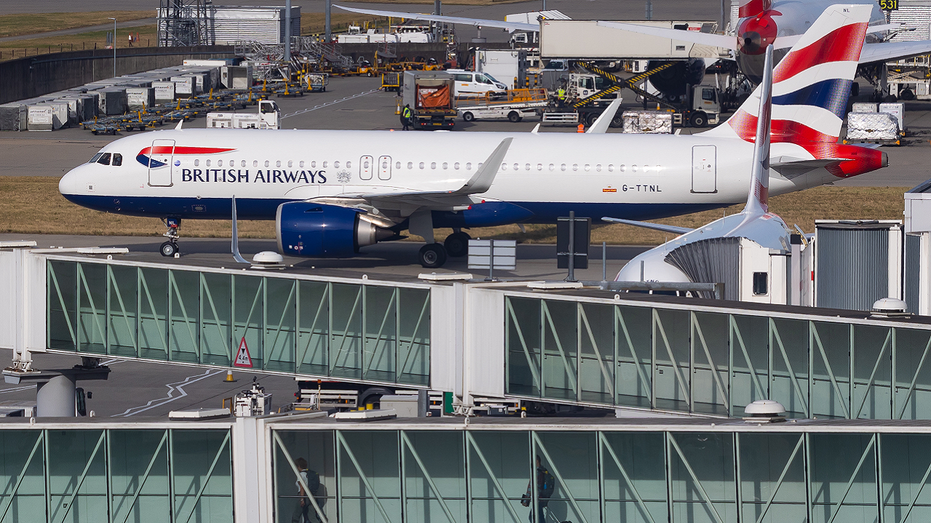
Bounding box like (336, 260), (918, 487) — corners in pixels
(445, 69), (508, 98)
(205, 99), (280, 129)
(457, 88), (548, 122)
(402, 71), (457, 129)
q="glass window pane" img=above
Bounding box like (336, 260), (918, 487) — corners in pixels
(169, 270), (200, 363)
(139, 268), (169, 360)
(771, 318), (810, 418)
(616, 306), (652, 408)
(0, 431), (45, 520)
(47, 430), (107, 522)
(853, 325), (892, 419)
(77, 263), (107, 353)
(669, 433), (736, 523)
(339, 431), (401, 523)
(809, 434), (877, 523)
(398, 288), (430, 386)
(468, 432), (529, 523)
(275, 431), (335, 523)
(654, 309), (690, 412)
(730, 315), (769, 416)
(895, 328), (931, 420)
(265, 278), (297, 373)
(108, 265), (138, 357)
(881, 434), (931, 520)
(739, 434), (806, 522)
(202, 273), (232, 366)
(330, 283), (363, 379)
(579, 303), (614, 405)
(542, 300), (577, 401)
(602, 432), (667, 522)
(171, 430), (233, 522)
(232, 274), (263, 369)
(535, 432), (599, 523)
(692, 312), (729, 416)
(507, 297), (541, 397)
(48, 260), (77, 351)
(110, 430), (170, 522)
(298, 281), (329, 375)
(403, 432), (466, 522)
(811, 321), (850, 419)
(364, 286), (397, 383)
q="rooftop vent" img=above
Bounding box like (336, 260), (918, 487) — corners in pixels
(251, 251), (285, 269)
(871, 297), (911, 318)
(743, 400), (786, 423)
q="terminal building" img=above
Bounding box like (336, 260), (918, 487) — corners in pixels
(3, 239), (931, 522)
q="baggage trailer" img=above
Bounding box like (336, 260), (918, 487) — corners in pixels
(457, 88), (548, 122)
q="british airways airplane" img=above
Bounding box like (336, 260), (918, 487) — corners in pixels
(59, 4), (882, 268)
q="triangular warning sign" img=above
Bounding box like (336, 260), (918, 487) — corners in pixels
(234, 337), (253, 368)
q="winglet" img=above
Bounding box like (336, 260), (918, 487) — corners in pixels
(231, 195), (249, 264)
(586, 97), (622, 134)
(175, 120), (183, 130)
(455, 137), (512, 194)
(743, 44), (774, 216)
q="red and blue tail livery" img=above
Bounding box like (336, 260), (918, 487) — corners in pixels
(136, 145), (236, 168)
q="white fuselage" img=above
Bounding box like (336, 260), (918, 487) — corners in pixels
(59, 128), (836, 227)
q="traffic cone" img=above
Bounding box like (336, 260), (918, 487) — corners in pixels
(577, 123), (584, 133)
(224, 370), (235, 382)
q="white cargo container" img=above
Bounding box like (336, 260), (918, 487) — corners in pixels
(879, 102), (905, 135)
(170, 76), (195, 96)
(27, 105), (53, 131)
(845, 112), (899, 143)
(622, 110), (674, 134)
(153, 81), (176, 102)
(126, 87), (155, 111)
(851, 102), (877, 113)
(475, 49), (527, 90)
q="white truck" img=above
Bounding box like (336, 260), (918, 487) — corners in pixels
(206, 99), (280, 129)
(475, 49), (528, 90)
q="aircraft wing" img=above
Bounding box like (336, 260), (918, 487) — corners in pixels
(333, 4), (538, 32)
(860, 40), (931, 64)
(601, 217), (693, 235)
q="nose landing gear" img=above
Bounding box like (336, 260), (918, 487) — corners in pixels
(160, 217), (181, 257)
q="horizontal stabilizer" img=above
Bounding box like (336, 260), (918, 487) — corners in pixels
(771, 156), (848, 177)
(602, 216), (693, 235)
(861, 40), (931, 64)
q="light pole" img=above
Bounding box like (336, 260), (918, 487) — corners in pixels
(108, 17), (116, 78)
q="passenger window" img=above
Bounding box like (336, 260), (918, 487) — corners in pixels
(408, 162), (413, 169)
(347, 161), (352, 169)
(454, 162), (460, 170)
(430, 162), (436, 169)
(513, 163), (519, 171)
(501, 163), (507, 171)
(608, 164), (614, 172)
(419, 162), (424, 169)
(560, 164), (566, 171)
(620, 165), (626, 172)
(195, 159), (200, 166)
(549, 164), (555, 171)
(97, 153), (111, 165)
(218, 160), (223, 167)
(632, 165), (638, 172)
(242, 160), (247, 167)
(276, 160), (282, 167)
(524, 163), (530, 171)
(265, 160), (270, 167)
(442, 162), (448, 169)
(299, 160), (304, 168)
(323, 161), (327, 168)
(334, 161), (340, 168)
(572, 164), (578, 171)
(206, 159), (211, 167)
(396, 162), (401, 169)
(253, 160), (258, 167)
(288, 160), (293, 168)
(466, 162), (472, 170)
(311, 161), (316, 168)
(112, 153), (122, 166)
(584, 164), (590, 172)
(537, 163), (542, 171)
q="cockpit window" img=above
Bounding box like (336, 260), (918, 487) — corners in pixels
(112, 153), (122, 166)
(89, 153), (103, 164)
(97, 153), (111, 166)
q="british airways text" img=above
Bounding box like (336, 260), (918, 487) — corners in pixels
(180, 169), (327, 184)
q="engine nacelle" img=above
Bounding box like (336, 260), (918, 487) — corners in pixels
(276, 202), (393, 257)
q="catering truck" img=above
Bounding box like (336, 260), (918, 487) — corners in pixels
(402, 71), (457, 129)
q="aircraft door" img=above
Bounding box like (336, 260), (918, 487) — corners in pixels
(360, 155), (373, 180)
(691, 145), (716, 193)
(147, 139), (175, 187)
(378, 155), (392, 180)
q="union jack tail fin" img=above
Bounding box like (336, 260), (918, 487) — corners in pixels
(707, 4), (871, 145)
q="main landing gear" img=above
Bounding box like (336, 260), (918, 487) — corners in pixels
(417, 230), (471, 268)
(160, 217), (181, 257)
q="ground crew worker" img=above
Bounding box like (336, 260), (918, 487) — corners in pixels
(401, 104), (413, 130)
(556, 87), (566, 107)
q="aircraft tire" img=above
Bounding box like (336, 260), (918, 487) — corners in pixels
(160, 241), (178, 257)
(444, 232), (471, 257)
(419, 243), (448, 268)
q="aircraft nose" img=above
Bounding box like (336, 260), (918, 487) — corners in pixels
(59, 165), (85, 197)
